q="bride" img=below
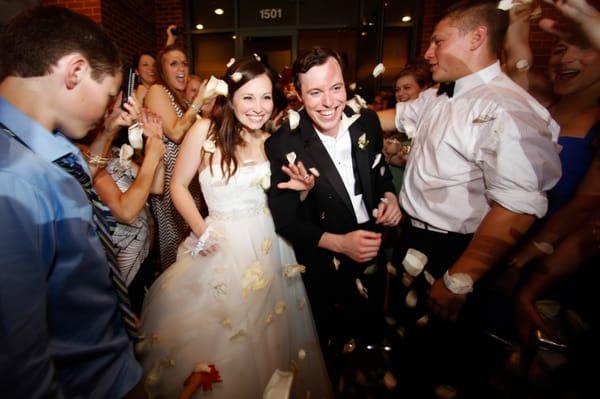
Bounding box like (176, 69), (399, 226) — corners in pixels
(138, 57), (332, 399)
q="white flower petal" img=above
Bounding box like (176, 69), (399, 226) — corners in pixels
(285, 151), (297, 165)
(380, 165), (386, 176)
(355, 278), (368, 299)
(416, 314), (429, 327)
(424, 271), (436, 286)
(226, 57), (235, 68)
(128, 122), (144, 150)
(333, 256), (340, 271)
(230, 72), (243, 82)
(309, 167), (320, 177)
(253, 53), (261, 61)
(405, 289), (418, 308)
(497, 0), (514, 10)
(283, 264), (306, 278)
(386, 261), (397, 276)
(274, 301), (287, 315)
(372, 62), (386, 77)
(363, 264), (377, 275)
(371, 153), (382, 169)
(298, 349), (306, 360)
(203, 139), (216, 153)
(372, 208), (378, 218)
(287, 109), (300, 130)
(402, 248), (428, 276)
(401, 272), (413, 287)
(348, 82), (357, 91)
(260, 174), (271, 190)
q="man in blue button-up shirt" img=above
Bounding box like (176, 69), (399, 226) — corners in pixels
(0, 6), (143, 398)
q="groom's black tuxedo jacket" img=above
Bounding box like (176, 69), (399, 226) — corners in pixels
(266, 106), (395, 282)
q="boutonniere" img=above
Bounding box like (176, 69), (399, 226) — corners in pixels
(472, 114), (496, 124)
(203, 139), (216, 153)
(357, 133), (369, 150)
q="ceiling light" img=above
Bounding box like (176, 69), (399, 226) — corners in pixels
(196, 23), (204, 30)
(214, 8), (224, 15)
(232, 35), (236, 39)
(402, 16), (412, 22)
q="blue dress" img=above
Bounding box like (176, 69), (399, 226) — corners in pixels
(546, 121), (598, 218)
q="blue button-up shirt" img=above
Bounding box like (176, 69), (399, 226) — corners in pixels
(0, 97), (141, 398)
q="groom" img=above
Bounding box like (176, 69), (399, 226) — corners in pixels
(266, 47), (401, 369)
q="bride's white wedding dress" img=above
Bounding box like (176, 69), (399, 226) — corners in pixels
(139, 161), (331, 398)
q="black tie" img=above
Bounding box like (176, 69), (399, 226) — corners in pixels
(53, 154), (141, 340)
(436, 81), (455, 98)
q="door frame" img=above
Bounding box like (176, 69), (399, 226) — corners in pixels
(236, 29), (298, 63)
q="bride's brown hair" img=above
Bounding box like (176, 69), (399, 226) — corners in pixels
(203, 57), (275, 181)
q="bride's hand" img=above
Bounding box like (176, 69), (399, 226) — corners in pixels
(277, 160), (316, 192)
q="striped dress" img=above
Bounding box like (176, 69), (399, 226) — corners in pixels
(150, 86), (204, 268)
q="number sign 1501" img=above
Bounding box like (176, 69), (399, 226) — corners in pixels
(259, 8), (283, 20)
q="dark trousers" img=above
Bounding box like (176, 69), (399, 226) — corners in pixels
(389, 217), (498, 397)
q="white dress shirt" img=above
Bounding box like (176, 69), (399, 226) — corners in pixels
(316, 126), (370, 224)
(395, 61), (561, 234)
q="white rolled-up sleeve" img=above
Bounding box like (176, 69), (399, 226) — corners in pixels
(395, 89), (434, 134)
(476, 109), (562, 218)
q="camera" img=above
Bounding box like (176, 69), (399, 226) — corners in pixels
(122, 67), (136, 108)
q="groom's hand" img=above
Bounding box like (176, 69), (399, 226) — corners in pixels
(339, 230), (382, 263)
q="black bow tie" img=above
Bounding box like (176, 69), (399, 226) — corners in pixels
(436, 81), (456, 98)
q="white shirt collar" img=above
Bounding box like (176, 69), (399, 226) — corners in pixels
(453, 61), (501, 98)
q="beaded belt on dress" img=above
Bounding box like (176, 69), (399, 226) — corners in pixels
(208, 205), (271, 220)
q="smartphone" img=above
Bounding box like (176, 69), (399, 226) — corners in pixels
(121, 67), (136, 108)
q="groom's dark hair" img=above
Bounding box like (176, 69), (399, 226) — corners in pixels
(292, 46), (344, 93)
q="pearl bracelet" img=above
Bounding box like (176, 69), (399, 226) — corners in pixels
(83, 150), (111, 168)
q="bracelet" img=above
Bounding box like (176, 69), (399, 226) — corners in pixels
(443, 271), (474, 294)
(83, 150), (111, 168)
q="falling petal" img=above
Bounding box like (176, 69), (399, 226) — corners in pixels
(497, 0), (515, 11)
(348, 82), (357, 91)
(416, 314), (429, 327)
(363, 264), (377, 275)
(386, 261), (397, 276)
(355, 278), (368, 299)
(372, 62), (386, 77)
(230, 72), (243, 82)
(385, 316), (397, 326)
(253, 53), (261, 61)
(287, 109), (300, 130)
(205, 75), (229, 98)
(401, 272), (413, 287)
(226, 58), (235, 68)
(424, 270), (436, 286)
(402, 248), (428, 276)
(380, 165), (386, 176)
(343, 338), (356, 353)
(405, 289), (418, 308)
(371, 153), (382, 169)
(285, 151), (297, 165)
(333, 257), (341, 271)
(298, 349), (306, 360)
(203, 139), (216, 153)
(396, 326), (406, 337)
(128, 122), (144, 150)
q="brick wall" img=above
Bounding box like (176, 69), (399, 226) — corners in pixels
(101, 0), (156, 68)
(42, 0), (102, 23)
(154, 0), (185, 52)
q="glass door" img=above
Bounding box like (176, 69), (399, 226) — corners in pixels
(239, 31), (297, 77)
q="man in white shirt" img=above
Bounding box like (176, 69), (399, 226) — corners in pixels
(378, 0), (561, 395)
(266, 47), (401, 377)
